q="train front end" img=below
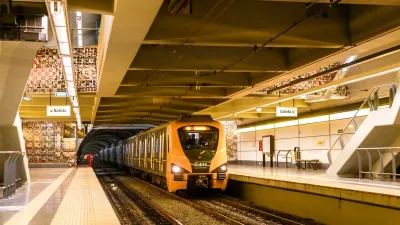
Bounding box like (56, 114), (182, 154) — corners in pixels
(167, 118), (228, 192)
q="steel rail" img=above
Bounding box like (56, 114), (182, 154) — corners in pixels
(98, 176), (136, 225)
(112, 176), (183, 225)
(122, 176), (244, 225)
(215, 193), (305, 225)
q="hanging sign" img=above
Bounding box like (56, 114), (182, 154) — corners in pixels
(276, 107), (298, 117)
(47, 106), (71, 116)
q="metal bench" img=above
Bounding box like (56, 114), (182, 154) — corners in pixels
(296, 159), (320, 170)
(293, 147), (320, 170)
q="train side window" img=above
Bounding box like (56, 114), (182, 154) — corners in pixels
(142, 139), (145, 154)
(155, 137), (159, 154)
(148, 137), (151, 154)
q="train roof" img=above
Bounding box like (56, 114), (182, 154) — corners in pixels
(122, 115), (215, 142)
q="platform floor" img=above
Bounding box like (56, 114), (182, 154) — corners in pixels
(228, 164), (400, 208)
(0, 167), (120, 225)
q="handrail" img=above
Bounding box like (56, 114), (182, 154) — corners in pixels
(356, 147), (400, 181)
(327, 83), (396, 165)
(0, 151), (25, 154)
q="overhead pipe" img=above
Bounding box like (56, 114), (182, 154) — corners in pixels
(120, 84), (252, 88)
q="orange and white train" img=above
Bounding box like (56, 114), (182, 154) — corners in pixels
(100, 115), (228, 192)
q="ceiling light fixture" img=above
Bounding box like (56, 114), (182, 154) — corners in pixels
(46, 0), (81, 128)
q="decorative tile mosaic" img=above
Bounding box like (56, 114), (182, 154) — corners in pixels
(25, 47), (97, 93)
(256, 62), (350, 98)
(22, 121), (77, 164)
(223, 121), (238, 160)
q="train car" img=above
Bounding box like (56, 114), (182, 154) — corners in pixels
(105, 115), (228, 192)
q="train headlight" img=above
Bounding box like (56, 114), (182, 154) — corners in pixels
(172, 165), (182, 173)
(212, 164), (228, 173)
(220, 165), (227, 171)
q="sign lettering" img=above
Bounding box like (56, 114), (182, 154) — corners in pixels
(276, 107), (298, 117)
(47, 106), (71, 117)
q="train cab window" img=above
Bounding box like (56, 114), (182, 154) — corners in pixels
(178, 126), (219, 150)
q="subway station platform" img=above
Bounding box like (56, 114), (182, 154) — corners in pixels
(0, 167), (119, 225)
(227, 164), (400, 225)
(228, 164), (400, 208)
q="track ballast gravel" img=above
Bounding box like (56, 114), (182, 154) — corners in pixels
(116, 176), (227, 225)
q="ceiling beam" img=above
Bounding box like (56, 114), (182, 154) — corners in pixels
(146, 1), (349, 48)
(255, 0), (400, 5)
(96, 107), (196, 115)
(141, 40), (342, 48)
(115, 86), (233, 97)
(68, 0), (115, 15)
(128, 67), (287, 73)
(130, 45), (288, 73)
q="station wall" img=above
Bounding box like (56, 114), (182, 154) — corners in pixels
(234, 113), (368, 169)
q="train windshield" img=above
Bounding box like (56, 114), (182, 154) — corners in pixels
(178, 126), (219, 150)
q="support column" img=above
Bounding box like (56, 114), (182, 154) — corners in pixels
(0, 41), (43, 182)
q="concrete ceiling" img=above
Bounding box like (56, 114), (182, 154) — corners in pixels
(92, 0), (400, 126)
(19, 93), (95, 121)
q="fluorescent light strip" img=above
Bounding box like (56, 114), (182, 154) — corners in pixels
(62, 56), (72, 67)
(47, 0), (81, 123)
(76, 12), (83, 47)
(59, 42), (70, 55)
(55, 26), (68, 42)
(299, 115), (329, 125)
(275, 120), (298, 128)
(256, 124), (274, 130)
(239, 127), (255, 133)
(329, 109), (369, 121)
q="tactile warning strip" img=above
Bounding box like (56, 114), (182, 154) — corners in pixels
(50, 167), (120, 225)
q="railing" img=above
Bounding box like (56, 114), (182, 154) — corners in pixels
(0, 1), (48, 42)
(0, 151), (25, 198)
(327, 83), (397, 165)
(356, 147), (400, 181)
(275, 149), (292, 168)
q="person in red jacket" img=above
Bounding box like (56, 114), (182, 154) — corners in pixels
(87, 154), (92, 167)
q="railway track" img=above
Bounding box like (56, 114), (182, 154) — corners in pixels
(98, 174), (182, 225)
(121, 175), (310, 225)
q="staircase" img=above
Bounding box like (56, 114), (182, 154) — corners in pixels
(326, 83), (400, 180)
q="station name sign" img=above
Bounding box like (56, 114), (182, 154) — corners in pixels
(47, 106), (71, 117)
(276, 107), (297, 117)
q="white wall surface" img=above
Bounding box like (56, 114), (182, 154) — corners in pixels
(237, 116), (367, 164)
